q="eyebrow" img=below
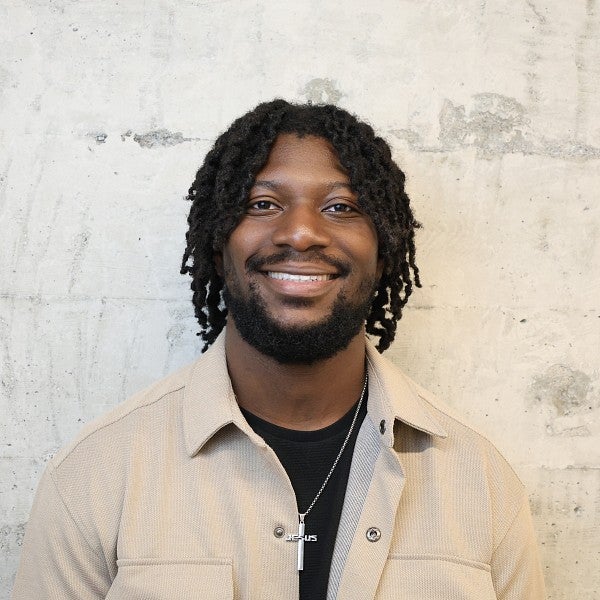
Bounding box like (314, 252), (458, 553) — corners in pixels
(251, 179), (355, 193)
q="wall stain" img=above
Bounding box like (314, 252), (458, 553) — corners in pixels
(120, 129), (208, 148)
(166, 322), (185, 347)
(301, 78), (343, 105)
(0, 314), (15, 396)
(391, 93), (600, 161)
(587, 0), (596, 15)
(68, 230), (90, 293)
(538, 137), (600, 160)
(526, 0), (547, 25)
(14, 166), (43, 268)
(531, 364), (592, 416)
(523, 7), (544, 107)
(536, 216), (550, 251)
(0, 523), (26, 552)
(529, 364), (597, 437)
(87, 132), (107, 144)
(574, 0), (599, 136)
(439, 94), (529, 159)
(131, 129), (188, 148)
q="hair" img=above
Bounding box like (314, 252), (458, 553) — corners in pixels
(181, 99), (421, 353)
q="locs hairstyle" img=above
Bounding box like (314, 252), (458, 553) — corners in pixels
(181, 99), (421, 353)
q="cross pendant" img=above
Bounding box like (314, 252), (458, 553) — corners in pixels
(285, 513), (317, 571)
(297, 515), (306, 571)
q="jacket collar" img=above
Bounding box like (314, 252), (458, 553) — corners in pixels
(183, 331), (446, 457)
(365, 341), (447, 446)
(182, 333), (266, 457)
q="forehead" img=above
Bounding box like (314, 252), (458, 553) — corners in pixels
(255, 133), (349, 181)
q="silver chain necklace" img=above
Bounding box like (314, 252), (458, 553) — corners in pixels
(286, 374), (368, 571)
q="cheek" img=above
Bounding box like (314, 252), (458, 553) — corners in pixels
(220, 248), (239, 279)
(219, 235), (256, 284)
(224, 223), (262, 263)
(358, 228), (381, 275)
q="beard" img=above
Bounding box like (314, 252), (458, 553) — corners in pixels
(223, 276), (377, 365)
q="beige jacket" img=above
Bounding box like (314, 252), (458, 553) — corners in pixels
(13, 333), (546, 599)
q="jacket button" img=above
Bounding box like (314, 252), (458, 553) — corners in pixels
(273, 526), (285, 538)
(366, 527), (381, 542)
(379, 420), (386, 434)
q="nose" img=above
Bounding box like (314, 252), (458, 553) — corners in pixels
(270, 203), (331, 251)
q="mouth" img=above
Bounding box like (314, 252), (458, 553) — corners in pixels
(266, 272), (336, 282)
(255, 264), (342, 300)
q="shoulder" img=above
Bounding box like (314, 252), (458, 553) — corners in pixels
(47, 332), (233, 489)
(34, 359), (205, 555)
(372, 346), (520, 474)
(369, 345), (527, 526)
(399, 368), (528, 539)
(409, 372), (521, 474)
(49, 360), (195, 473)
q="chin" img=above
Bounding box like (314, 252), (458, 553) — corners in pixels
(224, 287), (371, 365)
(269, 311), (335, 331)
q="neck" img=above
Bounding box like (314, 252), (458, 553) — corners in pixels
(224, 321), (368, 431)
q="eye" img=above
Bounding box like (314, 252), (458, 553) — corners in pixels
(323, 202), (356, 214)
(246, 199), (281, 212)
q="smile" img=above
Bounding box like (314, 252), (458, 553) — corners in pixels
(266, 272), (335, 282)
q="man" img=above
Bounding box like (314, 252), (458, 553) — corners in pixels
(13, 100), (546, 599)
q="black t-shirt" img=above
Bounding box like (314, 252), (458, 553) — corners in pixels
(241, 394), (367, 600)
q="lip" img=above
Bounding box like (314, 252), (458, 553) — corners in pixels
(258, 265), (341, 298)
(258, 263), (340, 277)
(267, 271), (334, 282)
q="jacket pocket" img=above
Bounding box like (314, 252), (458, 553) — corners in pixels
(376, 555), (496, 599)
(106, 558), (233, 600)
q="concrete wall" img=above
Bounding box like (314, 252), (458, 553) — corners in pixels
(1, 1), (598, 597)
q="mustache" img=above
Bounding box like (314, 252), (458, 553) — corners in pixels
(246, 250), (351, 276)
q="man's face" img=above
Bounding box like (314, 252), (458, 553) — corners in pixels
(216, 133), (383, 363)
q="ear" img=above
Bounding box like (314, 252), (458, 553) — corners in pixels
(214, 252), (224, 277)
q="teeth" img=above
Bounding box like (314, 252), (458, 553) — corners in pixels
(267, 272), (332, 282)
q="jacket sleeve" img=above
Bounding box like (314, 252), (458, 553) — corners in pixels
(491, 494), (547, 600)
(12, 466), (112, 600)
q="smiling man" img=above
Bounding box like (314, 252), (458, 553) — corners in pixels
(13, 101), (546, 600)
(220, 133), (383, 367)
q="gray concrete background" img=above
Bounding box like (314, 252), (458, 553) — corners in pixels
(1, 1), (599, 598)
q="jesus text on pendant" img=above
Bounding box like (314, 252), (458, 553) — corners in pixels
(285, 534), (317, 542)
